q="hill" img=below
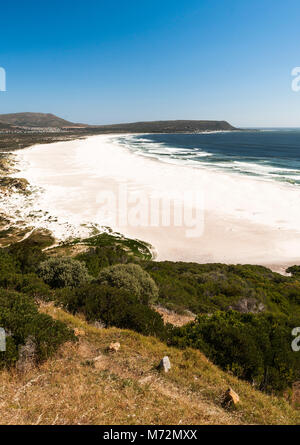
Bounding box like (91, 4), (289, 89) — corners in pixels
(0, 302), (298, 425)
(0, 122), (13, 130)
(0, 112), (85, 128)
(0, 231), (299, 424)
(0, 114), (237, 132)
(91, 119), (236, 133)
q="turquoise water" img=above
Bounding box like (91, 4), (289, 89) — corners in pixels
(117, 129), (300, 185)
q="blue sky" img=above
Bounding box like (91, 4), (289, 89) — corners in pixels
(0, 0), (300, 127)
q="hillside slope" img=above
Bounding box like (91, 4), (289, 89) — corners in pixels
(90, 119), (236, 133)
(0, 303), (298, 425)
(0, 112), (84, 128)
(0, 114), (237, 132)
(0, 122), (13, 130)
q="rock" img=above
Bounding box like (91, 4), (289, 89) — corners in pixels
(16, 336), (36, 373)
(222, 387), (240, 407)
(74, 328), (85, 337)
(108, 342), (120, 353)
(158, 356), (171, 373)
(229, 298), (265, 314)
(93, 320), (106, 329)
(0, 177), (29, 193)
(0, 157), (15, 174)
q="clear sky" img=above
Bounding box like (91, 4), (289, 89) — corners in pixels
(0, 0), (300, 127)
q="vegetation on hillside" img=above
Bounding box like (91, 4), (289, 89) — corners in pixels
(0, 230), (299, 398)
(59, 283), (165, 337)
(144, 261), (300, 316)
(37, 257), (91, 289)
(0, 288), (75, 369)
(98, 263), (159, 305)
(1, 303), (299, 425)
(170, 311), (300, 393)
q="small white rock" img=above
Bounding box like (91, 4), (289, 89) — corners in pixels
(159, 356), (171, 373)
(108, 342), (120, 352)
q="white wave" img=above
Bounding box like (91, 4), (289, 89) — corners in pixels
(120, 135), (300, 189)
(231, 161), (296, 174)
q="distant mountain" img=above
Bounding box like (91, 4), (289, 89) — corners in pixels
(0, 122), (13, 130)
(90, 119), (237, 133)
(0, 112), (85, 128)
(0, 114), (237, 133)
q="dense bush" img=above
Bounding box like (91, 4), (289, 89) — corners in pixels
(98, 264), (158, 305)
(57, 283), (164, 337)
(286, 265), (300, 278)
(0, 247), (52, 299)
(0, 288), (75, 368)
(77, 245), (133, 277)
(74, 232), (152, 276)
(37, 257), (91, 289)
(169, 311), (300, 392)
(145, 261), (300, 316)
(8, 240), (47, 274)
(0, 271), (51, 299)
(0, 250), (17, 275)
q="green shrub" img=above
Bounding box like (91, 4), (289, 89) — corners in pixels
(16, 273), (52, 300)
(98, 264), (158, 305)
(286, 265), (300, 278)
(0, 272), (52, 300)
(58, 283), (164, 337)
(169, 311), (300, 393)
(0, 288), (75, 368)
(8, 243), (46, 274)
(37, 257), (91, 289)
(144, 261), (300, 316)
(0, 231), (54, 275)
(0, 250), (17, 275)
(77, 246), (133, 277)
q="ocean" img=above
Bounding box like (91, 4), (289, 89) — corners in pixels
(116, 129), (300, 185)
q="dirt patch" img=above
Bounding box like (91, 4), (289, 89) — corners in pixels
(154, 305), (196, 327)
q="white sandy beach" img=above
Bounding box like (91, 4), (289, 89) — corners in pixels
(6, 134), (300, 271)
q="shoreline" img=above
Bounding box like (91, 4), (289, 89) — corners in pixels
(3, 133), (300, 271)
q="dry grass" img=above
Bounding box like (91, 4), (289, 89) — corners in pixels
(154, 305), (196, 327)
(45, 244), (90, 257)
(0, 303), (299, 425)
